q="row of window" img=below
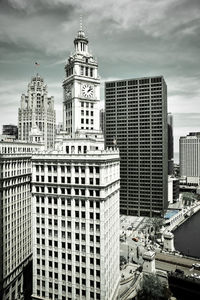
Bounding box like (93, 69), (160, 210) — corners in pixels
(36, 176), (100, 185)
(80, 65), (94, 77)
(35, 186), (100, 197)
(36, 197), (101, 207)
(81, 101), (94, 108)
(36, 219), (100, 232)
(36, 206), (100, 219)
(36, 257), (101, 267)
(35, 165), (100, 173)
(36, 288), (100, 300)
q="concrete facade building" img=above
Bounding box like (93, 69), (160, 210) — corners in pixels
(105, 76), (168, 217)
(31, 25), (120, 300)
(31, 149), (120, 300)
(18, 75), (56, 149)
(180, 132), (200, 185)
(0, 140), (43, 300)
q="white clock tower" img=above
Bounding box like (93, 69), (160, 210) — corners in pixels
(63, 23), (101, 137)
(32, 22), (120, 300)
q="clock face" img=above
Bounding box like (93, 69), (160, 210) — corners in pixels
(65, 85), (72, 99)
(82, 84), (94, 98)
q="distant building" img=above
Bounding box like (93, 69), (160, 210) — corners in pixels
(18, 74), (56, 149)
(105, 76), (168, 217)
(168, 177), (180, 204)
(174, 163), (180, 177)
(0, 140), (43, 300)
(168, 113), (174, 175)
(180, 132), (200, 185)
(2, 124), (18, 139)
(55, 122), (63, 135)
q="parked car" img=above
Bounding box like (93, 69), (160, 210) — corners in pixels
(192, 263), (200, 270)
(132, 237), (138, 242)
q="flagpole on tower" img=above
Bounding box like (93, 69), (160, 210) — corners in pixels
(34, 62), (40, 76)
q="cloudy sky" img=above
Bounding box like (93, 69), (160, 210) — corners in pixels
(0, 0), (200, 160)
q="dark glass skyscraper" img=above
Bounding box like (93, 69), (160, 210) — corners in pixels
(168, 113), (174, 175)
(105, 76), (168, 217)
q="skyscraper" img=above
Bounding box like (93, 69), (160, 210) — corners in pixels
(31, 24), (120, 300)
(105, 76), (168, 217)
(18, 74), (56, 149)
(0, 140), (43, 300)
(180, 132), (200, 185)
(168, 113), (174, 175)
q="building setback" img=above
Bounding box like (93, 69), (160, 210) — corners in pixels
(180, 132), (200, 185)
(105, 76), (168, 217)
(0, 140), (43, 300)
(18, 75), (56, 149)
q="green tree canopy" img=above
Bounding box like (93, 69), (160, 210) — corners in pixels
(137, 274), (171, 300)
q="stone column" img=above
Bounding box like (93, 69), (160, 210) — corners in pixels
(163, 231), (174, 252)
(142, 251), (156, 274)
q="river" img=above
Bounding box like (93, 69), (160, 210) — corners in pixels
(174, 210), (200, 258)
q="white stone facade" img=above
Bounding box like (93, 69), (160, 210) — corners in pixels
(0, 140), (43, 300)
(142, 251), (156, 274)
(63, 27), (101, 137)
(163, 231), (174, 252)
(31, 149), (120, 300)
(31, 25), (120, 300)
(18, 74), (56, 149)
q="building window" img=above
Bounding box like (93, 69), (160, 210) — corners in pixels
(90, 68), (93, 77)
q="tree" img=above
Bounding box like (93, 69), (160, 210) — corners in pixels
(137, 274), (171, 300)
(149, 218), (164, 243)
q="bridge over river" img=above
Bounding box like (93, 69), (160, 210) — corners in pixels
(155, 252), (200, 276)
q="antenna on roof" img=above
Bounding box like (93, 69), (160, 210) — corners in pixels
(80, 15), (83, 31)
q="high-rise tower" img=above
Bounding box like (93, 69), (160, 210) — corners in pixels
(63, 25), (100, 137)
(105, 76), (168, 217)
(32, 24), (120, 300)
(168, 113), (174, 175)
(18, 75), (56, 149)
(180, 132), (200, 185)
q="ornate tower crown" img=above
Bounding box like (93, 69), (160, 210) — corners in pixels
(73, 16), (89, 54)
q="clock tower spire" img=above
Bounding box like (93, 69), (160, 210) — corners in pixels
(74, 17), (89, 55)
(63, 21), (101, 139)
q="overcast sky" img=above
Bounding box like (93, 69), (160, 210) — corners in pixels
(0, 0), (200, 159)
